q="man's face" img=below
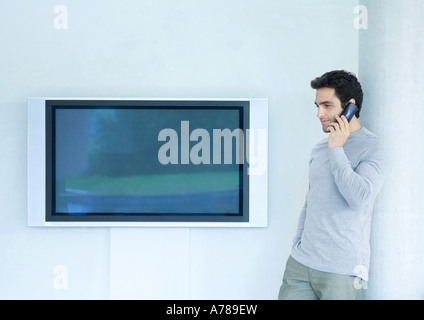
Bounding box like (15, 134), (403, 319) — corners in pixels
(314, 87), (344, 133)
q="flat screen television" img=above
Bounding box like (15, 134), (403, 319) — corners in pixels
(27, 98), (268, 227)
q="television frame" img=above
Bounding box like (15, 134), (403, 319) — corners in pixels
(27, 98), (268, 227)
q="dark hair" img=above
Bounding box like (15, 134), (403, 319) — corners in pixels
(310, 70), (363, 118)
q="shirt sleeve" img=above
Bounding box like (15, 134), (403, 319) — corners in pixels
(328, 141), (386, 210)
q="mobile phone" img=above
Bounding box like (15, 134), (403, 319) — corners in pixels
(340, 102), (358, 122)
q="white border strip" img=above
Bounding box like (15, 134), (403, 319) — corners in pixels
(27, 98), (268, 227)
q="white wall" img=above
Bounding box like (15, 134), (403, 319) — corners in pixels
(0, 0), (359, 299)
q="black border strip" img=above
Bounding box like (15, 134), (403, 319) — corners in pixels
(45, 100), (250, 223)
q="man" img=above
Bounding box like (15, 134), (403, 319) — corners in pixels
(278, 70), (386, 300)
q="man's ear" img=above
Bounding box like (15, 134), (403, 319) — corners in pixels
(348, 98), (356, 105)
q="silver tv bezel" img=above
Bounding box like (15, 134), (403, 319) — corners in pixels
(27, 98), (268, 227)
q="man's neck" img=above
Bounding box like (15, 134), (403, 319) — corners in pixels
(349, 117), (362, 133)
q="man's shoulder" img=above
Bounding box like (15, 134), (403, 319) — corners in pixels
(358, 127), (379, 139)
(351, 127), (385, 161)
(349, 127), (381, 146)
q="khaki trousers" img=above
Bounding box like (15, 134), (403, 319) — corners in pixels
(278, 256), (364, 300)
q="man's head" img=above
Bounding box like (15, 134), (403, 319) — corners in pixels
(311, 70), (363, 133)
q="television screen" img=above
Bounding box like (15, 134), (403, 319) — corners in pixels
(45, 100), (249, 222)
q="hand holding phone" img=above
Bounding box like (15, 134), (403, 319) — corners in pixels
(327, 102), (357, 148)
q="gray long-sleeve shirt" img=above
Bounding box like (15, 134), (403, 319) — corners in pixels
(291, 127), (386, 281)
